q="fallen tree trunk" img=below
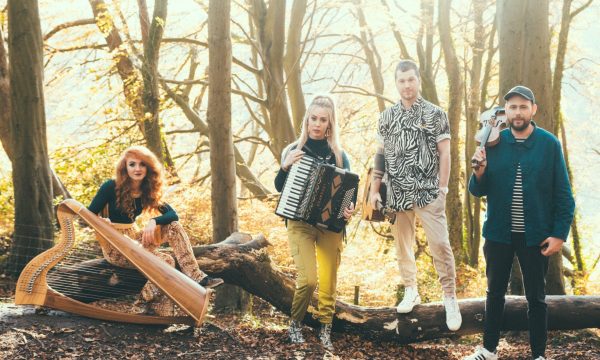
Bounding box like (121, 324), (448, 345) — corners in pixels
(49, 233), (600, 342)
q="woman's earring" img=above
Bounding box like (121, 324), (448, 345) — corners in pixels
(325, 128), (331, 138)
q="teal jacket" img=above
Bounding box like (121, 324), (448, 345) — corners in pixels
(468, 124), (575, 246)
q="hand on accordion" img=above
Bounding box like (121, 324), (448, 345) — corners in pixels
(343, 202), (355, 221)
(282, 149), (305, 172)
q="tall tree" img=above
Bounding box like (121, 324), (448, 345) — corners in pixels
(208, 0), (248, 312)
(438, 0), (465, 261)
(381, 0), (412, 60)
(7, 0), (54, 275)
(417, 0), (440, 106)
(137, 0), (167, 163)
(249, 0), (296, 162)
(88, 0), (176, 171)
(1, 27), (71, 201)
(353, 0), (385, 112)
(464, 0), (489, 266)
(552, 0), (593, 292)
(208, 0), (237, 246)
(0, 27), (11, 159)
(88, 0), (145, 126)
(283, 0), (307, 132)
(497, 0), (564, 294)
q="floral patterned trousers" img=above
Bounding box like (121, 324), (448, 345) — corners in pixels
(98, 221), (206, 316)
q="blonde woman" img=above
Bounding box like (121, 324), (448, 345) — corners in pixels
(88, 146), (223, 315)
(274, 95), (355, 351)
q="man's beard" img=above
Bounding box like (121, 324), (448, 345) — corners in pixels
(509, 117), (531, 132)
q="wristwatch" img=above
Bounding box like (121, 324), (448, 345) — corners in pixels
(440, 186), (449, 195)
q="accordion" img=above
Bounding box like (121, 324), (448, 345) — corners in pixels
(275, 155), (359, 233)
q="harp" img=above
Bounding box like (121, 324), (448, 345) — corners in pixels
(15, 199), (210, 326)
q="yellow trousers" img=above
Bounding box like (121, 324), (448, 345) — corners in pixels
(287, 220), (343, 324)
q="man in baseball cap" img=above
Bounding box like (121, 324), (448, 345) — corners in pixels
(465, 85), (574, 360)
(504, 85), (536, 104)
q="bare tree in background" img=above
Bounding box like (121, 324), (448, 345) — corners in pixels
(439, 0), (465, 261)
(284, 0), (307, 132)
(208, 0), (249, 313)
(552, 0), (593, 293)
(464, 0), (493, 266)
(417, 0), (440, 106)
(137, 0), (167, 164)
(7, 0), (54, 276)
(88, 0), (176, 171)
(249, 0), (296, 162)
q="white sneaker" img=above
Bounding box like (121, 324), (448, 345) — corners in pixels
(443, 295), (462, 331)
(533, 357), (546, 360)
(463, 346), (498, 360)
(396, 286), (421, 313)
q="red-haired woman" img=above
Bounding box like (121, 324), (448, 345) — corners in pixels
(88, 145), (223, 315)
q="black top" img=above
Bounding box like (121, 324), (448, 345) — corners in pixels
(88, 180), (178, 225)
(274, 138), (351, 192)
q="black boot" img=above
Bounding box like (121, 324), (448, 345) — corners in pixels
(198, 275), (224, 289)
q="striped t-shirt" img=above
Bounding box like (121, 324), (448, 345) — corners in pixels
(511, 139), (526, 232)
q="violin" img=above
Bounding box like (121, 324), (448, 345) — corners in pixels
(471, 106), (507, 170)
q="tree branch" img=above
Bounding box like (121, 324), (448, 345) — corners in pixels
(43, 19), (97, 41)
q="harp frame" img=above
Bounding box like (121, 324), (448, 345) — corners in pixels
(15, 199), (210, 326)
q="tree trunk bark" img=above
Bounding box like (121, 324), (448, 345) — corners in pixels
(208, 0), (248, 313)
(283, 0), (307, 133)
(7, 0), (54, 276)
(0, 28), (11, 159)
(470, 21), (496, 267)
(139, 0), (167, 163)
(88, 0), (176, 174)
(52, 234), (600, 342)
(250, 0), (296, 162)
(354, 0), (385, 112)
(416, 0), (440, 106)
(553, 0), (590, 284)
(381, 0), (412, 60)
(438, 0), (465, 261)
(464, 0), (487, 267)
(558, 119), (585, 280)
(208, 0), (237, 247)
(88, 0), (145, 125)
(1, 27), (72, 202)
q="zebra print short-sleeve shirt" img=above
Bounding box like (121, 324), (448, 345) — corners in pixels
(377, 97), (451, 211)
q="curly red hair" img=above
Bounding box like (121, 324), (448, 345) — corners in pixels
(114, 146), (164, 220)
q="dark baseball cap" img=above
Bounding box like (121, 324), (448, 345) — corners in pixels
(504, 85), (535, 103)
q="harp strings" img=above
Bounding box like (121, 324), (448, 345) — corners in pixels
(11, 219), (170, 301)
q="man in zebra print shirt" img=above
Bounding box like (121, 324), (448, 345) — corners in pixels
(465, 86), (575, 360)
(369, 60), (462, 332)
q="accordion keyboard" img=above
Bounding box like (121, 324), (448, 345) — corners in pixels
(276, 155), (318, 219)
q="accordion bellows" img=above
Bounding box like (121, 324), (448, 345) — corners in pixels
(276, 156), (359, 233)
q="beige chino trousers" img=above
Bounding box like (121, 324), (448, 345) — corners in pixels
(392, 192), (456, 297)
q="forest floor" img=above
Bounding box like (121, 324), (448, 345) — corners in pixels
(1, 195), (599, 359)
(1, 280), (598, 360)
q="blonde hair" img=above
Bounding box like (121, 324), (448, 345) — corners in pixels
(295, 94), (343, 167)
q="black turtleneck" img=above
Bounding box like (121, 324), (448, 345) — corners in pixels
(274, 138), (350, 192)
